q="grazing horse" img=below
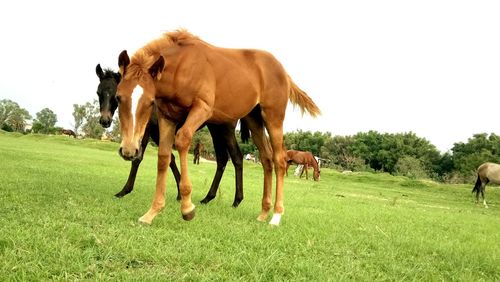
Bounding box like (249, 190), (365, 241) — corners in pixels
(285, 150), (320, 181)
(95, 65), (245, 207)
(116, 30), (320, 226)
(472, 162), (500, 208)
(61, 129), (77, 138)
(193, 142), (204, 164)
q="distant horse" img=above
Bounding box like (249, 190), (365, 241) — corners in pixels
(193, 142), (204, 164)
(61, 129), (76, 138)
(286, 150), (320, 181)
(116, 30), (320, 225)
(472, 162), (500, 208)
(95, 64), (245, 207)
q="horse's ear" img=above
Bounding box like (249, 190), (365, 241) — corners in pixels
(148, 56), (165, 81)
(96, 64), (104, 80)
(113, 72), (121, 84)
(118, 50), (130, 76)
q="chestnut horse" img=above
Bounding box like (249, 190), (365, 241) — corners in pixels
(193, 142), (204, 165)
(285, 150), (320, 181)
(95, 65), (246, 207)
(472, 162), (500, 208)
(117, 30), (320, 226)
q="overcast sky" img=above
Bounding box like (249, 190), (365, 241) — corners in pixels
(1, 0), (499, 152)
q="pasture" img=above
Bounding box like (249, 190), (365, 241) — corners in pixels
(0, 131), (499, 280)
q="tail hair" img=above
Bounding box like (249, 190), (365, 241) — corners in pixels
(288, 77), (321, 117)
(472, 175), (481, 196)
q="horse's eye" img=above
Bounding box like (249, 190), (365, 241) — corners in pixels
(115, 95), (121, 103)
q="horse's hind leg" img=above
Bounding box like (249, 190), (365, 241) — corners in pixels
(242, 114), (273, 222)
(481, 184), (488, 208)
(261, 115), (286, 226)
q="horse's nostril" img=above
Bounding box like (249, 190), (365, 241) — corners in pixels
(135, 149), (139, 157)
(119, 147), (123, 157)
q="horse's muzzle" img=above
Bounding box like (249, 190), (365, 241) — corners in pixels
(99, 116), (112, 128)
(119, 146), (142, 161)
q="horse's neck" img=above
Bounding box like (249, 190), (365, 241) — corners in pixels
(309, 157), (319, 171)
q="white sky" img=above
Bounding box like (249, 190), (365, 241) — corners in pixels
(0, 0), (499, 152)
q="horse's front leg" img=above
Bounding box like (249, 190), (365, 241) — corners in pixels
(200, 124), (229, 205)
(115, 128), (151, 198)
(138, 118), (176, 225)
(175, 101), (212, 220)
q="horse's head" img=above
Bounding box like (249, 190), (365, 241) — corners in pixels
(95, 64), (121, 128)
(116, 50), (160, 161)
(313, 169), (321, 181)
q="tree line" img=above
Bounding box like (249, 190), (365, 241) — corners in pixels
(2, 98), (497, 183)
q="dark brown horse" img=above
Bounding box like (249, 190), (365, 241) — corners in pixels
(117, 30), (320, 226)
(193, 142), (204, 165)
(472, 162), (500, 208)
(286, 150), (320, 181)
(61, 129), (77, 138)
(95, 65), (245, 207)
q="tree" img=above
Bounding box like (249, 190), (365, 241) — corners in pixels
(72, 103), (86, 134)
(81, 100), (105, 139)
(109, 115), (121, 142)
(32, 108), (57, 134)
(0, 99), (32, 132)
(71, 100), (105, 139)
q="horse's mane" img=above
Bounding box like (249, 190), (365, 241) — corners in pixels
(125, 29), (201, 81)
(102, 68), (119, 79)
(143, 29), (200, 56)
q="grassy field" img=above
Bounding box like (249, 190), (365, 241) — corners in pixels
(0, 131), (499, 281)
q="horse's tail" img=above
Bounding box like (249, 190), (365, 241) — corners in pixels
(288, 77), (321, 118)
(472, 175), (482, 196)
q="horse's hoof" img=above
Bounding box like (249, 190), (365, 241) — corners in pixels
(138, 216), (152, 225)
(232, 198), (243, 208)
(257, 215), (267, 222)
(269, 213), (282, 226)
(182, 208), (196, 221)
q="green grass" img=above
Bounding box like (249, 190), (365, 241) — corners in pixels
(1, 131), (499, 280)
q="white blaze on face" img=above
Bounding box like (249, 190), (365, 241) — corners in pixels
(131, 85), (143, 131)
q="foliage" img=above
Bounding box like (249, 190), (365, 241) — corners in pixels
(394, 156), (429, 179)
(0, 99), (32, 132)
(73, 100), (105, 139)
(284, 130), (328, 156)
(32, 108), (57, 134)
(109, 115), (121, 142)
(72, 103), (86, 134)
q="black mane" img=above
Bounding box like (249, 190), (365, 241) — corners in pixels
(102, 68), (119, 80)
